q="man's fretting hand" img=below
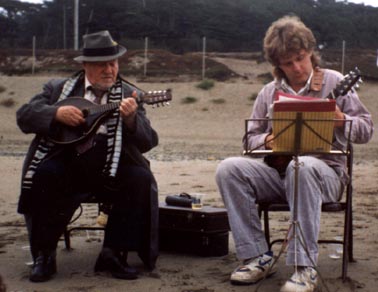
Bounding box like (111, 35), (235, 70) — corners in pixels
(120, 91), (138, 130)
(334, 105), (345, 128)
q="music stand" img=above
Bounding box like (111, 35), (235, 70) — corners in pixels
(243, 115), (352, 292)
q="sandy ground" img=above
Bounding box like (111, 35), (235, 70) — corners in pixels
(0, 57), (377, 292)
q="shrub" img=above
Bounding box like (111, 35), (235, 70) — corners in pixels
(211, 98), (225, 104)
(181, 96), (198, 104)
(257, 72), (273, 84)
(0, 98), (15, 107)
(248, 92), (258, 101)
(196, 79), (214, 90)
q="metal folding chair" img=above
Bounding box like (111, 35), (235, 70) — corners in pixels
(257, 146), (354, 281)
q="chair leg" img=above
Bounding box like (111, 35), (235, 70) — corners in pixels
(263, 210), (271, 249)
(348, 208), (354, 262)
(341, 228), (349, 281)
(63, 228), (72, 250)
(341, 195), (355, 281)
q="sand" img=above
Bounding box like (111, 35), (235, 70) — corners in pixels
(0, 57), (377, 291)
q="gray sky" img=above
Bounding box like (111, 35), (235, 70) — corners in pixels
(337, 0), (378, 6)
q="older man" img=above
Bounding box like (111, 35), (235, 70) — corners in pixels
(17, 30), (159, 282)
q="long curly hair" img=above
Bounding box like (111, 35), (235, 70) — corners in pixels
(263, 15), (321, 79)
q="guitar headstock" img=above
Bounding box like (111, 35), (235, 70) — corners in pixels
(331, 67), (362, 99)
(140, 89), (172, 106)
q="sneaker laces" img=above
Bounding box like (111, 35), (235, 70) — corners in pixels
(242, 251), (274, 270)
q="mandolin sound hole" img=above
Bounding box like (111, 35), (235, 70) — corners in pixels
(82, 108), (89, 118)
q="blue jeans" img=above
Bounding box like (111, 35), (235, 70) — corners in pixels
(215, 155), (342, 267)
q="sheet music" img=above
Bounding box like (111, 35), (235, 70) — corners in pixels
(272, 91), (336, 153)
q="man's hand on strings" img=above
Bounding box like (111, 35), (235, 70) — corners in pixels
(55, 106), (85, 126)
(265, 133), (275, 149)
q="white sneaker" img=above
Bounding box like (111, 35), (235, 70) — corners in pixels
(230, 251), (276, 285)
(280, 267), (318, 292)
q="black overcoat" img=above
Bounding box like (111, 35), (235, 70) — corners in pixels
(16, 73), (159, 269)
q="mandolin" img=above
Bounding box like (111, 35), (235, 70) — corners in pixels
(48, 89), (172, 145)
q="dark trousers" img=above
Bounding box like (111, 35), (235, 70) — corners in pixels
(27, 135), (152, 256)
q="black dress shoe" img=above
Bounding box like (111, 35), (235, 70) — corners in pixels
(94, 248), (138, 280)
(29, 251), (57, 282)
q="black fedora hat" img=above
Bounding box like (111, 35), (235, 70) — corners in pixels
(74, 30), (127, 62)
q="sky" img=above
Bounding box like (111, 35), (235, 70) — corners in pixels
(18, 0), (378, 7)
(339, 0), (378, 6)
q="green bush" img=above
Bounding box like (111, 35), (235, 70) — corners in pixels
(0, 98), (15, 107)
(181, 96), (198, 104)
(196, 79), (214, 90)
(211, 98), (225, 104)
(248, 92), (258, 101)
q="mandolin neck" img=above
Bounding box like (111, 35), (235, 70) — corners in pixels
(87, 101), (121, 116)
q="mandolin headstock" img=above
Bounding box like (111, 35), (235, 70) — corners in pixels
(140, 89), (172, 107)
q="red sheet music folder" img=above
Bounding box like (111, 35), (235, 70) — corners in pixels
(272, 92), (336, 153)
